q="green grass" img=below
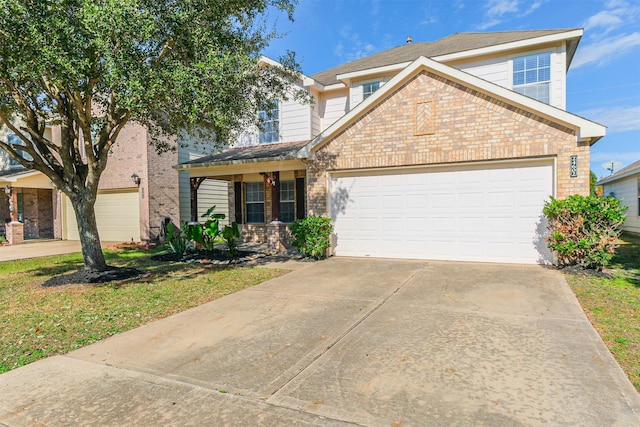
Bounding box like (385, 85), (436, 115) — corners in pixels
(565, 232), (640, 391)
(0, 248), (287, 373)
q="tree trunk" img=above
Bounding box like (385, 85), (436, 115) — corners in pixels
(70, 196), (107, 272)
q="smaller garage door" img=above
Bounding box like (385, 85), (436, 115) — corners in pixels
(64, 190), (141, 242)
(330, 161), (553, 264)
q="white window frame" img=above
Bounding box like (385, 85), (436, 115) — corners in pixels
(510, 51), (552, 104)
(258, 100), (280, 144)
(7, 132), (30, 168)
(280, 180), (295, 223)
(362, 81), (381, 100)
(245, 182), (265, 223)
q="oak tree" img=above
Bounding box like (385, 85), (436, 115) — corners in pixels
(0, 0), (303, 271)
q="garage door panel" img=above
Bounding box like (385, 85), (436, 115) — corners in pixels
(65, 190), (140, 242)
(331, 162), (553, 264)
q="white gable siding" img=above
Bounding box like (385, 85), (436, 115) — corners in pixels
(550, 46), (566, 110)
(349, 76), (392, 109)
(280, 97), (311, 142)
(456, 57), (509, 88)
(321, 90), (349, 131)
(451, 46), (567, 110)
(311, 95), (321, 138)
(603, 176), (640, 234)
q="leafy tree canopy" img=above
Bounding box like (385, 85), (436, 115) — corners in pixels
(0, 0), (303, 271)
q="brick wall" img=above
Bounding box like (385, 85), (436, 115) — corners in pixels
(37, 189), (54, 239)
(308, 71), (588, 215)
(22, 188), (38, 238)
(145, 136), (180, 241)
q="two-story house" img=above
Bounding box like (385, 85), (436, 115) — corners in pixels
(176, 28), (606, 264)
(0, 120), (220, 244)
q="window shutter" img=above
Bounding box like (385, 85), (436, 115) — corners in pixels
(234, 181), (243, 224)
(295, 177), (305, 220)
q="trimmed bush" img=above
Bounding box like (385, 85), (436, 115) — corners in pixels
(289, 216), (333, 259)
(542, 195), (627, 269)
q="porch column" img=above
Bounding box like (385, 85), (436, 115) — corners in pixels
(190, 177), (206, 222)
(271, 171), (280, 222)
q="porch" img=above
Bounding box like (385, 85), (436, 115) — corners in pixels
(179, 141), (309, 252)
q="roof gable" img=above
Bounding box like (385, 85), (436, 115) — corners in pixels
(311, 29), (581, 86)
(300, 55), (605, 158)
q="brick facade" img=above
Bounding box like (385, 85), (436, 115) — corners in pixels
(308, 71), (589, 215)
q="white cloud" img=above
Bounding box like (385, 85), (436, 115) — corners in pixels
(486, 0), (519, 16)
(572, 32), (640, 68)
(584, 10), (623, 32)
(333, 26), (377, 62)
(476, 0), (546, 30)
(583, 0), (640, 35)
(578, 105), (640, 133)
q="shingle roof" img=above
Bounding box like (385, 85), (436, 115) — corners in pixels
(311, 29), (580, 86)
(182, 140), (308, 166)
(0, 167), (29, 179)
(597, 160), (640, 185)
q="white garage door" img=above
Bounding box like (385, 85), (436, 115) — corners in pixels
(330, 161), (553, 264)
(65, 190), (141, 242)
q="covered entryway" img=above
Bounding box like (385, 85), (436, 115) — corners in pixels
(64, 190), (140, 242)
(329, 160), (553, 264)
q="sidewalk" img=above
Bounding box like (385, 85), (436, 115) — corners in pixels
(0, 240), (117, 262)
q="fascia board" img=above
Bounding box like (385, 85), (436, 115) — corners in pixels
(336, 62), (412, 82)
(433, 29), (584, 62)
(299, 54), (604, 158)
(598, 168), (640, 185)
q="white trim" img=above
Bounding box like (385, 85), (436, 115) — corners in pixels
(299, 55), (605, 158)
(432, 29), (583, 62)
(328, 156), (555, 177)
(337, 62), (411, 83)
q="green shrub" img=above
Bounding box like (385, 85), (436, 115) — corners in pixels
(289, 216), (333, 259)
(166, 222), (188, 254)
(542, 195), (627, 269)
(222, 221), (240, 256)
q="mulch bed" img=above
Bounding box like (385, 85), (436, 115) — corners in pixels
(42, 266), (144, 287)
(150, 249), (266, 264)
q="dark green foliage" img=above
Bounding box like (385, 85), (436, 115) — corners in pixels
(289, 217), (333, 259)
(590, 171), (598, 196)
(166, 222), (188, 254)
(0, 0), (302, 271)
(222, 222), (240, 256)
(543, 195), (627, 269)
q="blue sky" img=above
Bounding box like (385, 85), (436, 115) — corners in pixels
(263, 0), (640, 178)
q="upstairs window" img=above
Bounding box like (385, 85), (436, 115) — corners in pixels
(7, 133), (30, 167)
(280, 180), (295, 223)
(513, 52), (551, 104)
(363, 81), (380, 100)
(245, 182), (264, 223)
(258, 100), (279, 144)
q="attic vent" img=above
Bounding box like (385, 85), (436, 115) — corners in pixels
(406, 36), (413, 44)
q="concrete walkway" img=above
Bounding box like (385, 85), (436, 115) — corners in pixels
(0, 258), (638, 426)
(0, 240), (120, 262)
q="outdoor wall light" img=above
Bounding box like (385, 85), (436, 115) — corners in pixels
(3, 185), (12, 196)
(131, 173), (141, 186)
(260, 172), (276, 186)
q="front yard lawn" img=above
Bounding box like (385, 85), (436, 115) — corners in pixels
(0, 248), (287, 373)
(565, 232), (640, 391)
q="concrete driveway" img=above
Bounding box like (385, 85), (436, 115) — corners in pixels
(0, 258), (638, 426)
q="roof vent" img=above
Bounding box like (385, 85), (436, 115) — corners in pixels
(406, 36), (413, 44)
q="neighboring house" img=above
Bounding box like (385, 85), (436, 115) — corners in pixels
(0, 121), (214, 243)
(176, 28), (606, 264)
(597, 160), (640, 235)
